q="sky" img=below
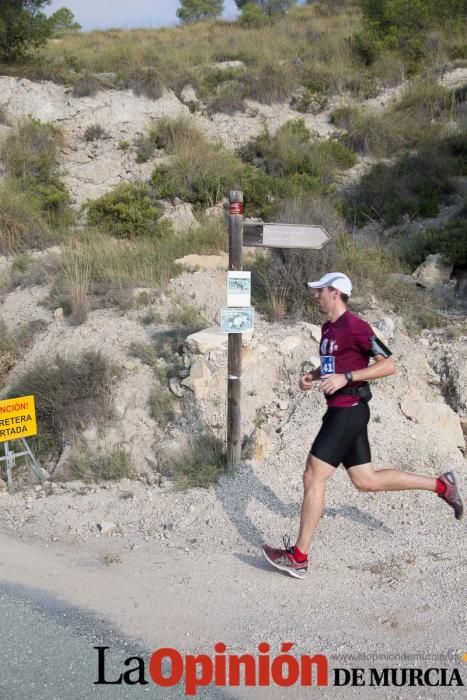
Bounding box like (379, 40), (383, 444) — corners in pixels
(45, 0), (241, 31)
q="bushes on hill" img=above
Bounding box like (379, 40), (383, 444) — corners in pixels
(5, 350), (117, 464)
(399, 219), (467, 269)
(177, 0), (224, 24)
(151, 142), (243, 208)
(0, 0), (53, 62)
(123, 68), (164, 100)
(355, 0), (467, 65)
(331, 80), (456, 157)
(86, 183), (166, 238)
(135, 116), (204, 161)
(65, 445), (134, 482)
(0, 118), (72, 226)
(0, 182), (51, 254)
(346, 138), (465, 225)
(239, 119), (356, 182)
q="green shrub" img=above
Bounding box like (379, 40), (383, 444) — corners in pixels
(135, 116), (204, 162)
(167, 303), (207, 332)
(134, 133), (158, 163)
(168, 430), (227, 490)
(347, 146), (457, 225)
(445, 133), (467, 174)
(151, 142), (243, 208)
(0, 319), (20, 386)
(4, 350), (117, 464)
(330, 105), (407, 156)
(148, 385), (175, 423)
(66, 445), (134, 482)
(150, 116), (206, 155)
(355, 0), (467, 65)
(0, 118), (72, 226)
(240, 120), (355, 186)
(207, 80), (247, 115)
(240, 166), (282, 219)
(72, 72), (102, 97)
(124, 68), (164, 100)
(0, 182), (50, 254)
(84, 124), (108, 142)
(0, 0), (53, 62)
(238, 3), (270, 28)
(1, 118), (63, 180)
(130, 342), (161, 368)
(291, 86), (328, 114)
(86, 183), (164, 238)
(244, 61), (297, 105)
(399, 219), (467, 268)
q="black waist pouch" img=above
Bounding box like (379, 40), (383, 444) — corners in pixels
(357, 383), (372, 402)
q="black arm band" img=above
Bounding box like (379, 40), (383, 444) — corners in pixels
(368, 335), (392, 358)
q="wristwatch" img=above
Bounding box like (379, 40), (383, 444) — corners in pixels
(344, 371), (353, 383)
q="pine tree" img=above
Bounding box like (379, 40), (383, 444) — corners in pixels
(177, 0), (224, 24)
(234, 0), (297, 15)
(0, 0), (53, 61)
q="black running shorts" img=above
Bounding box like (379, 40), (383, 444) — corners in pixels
(310, 402), (371, 468)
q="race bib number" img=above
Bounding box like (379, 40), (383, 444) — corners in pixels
(320, 355), (335, 376)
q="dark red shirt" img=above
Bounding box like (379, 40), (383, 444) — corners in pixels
(319, 310), (373, 407)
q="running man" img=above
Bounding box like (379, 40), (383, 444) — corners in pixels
(263, 272), (464, 579)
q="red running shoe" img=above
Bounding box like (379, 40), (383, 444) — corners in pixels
(262, 535), (308, 579)
(438, 470), (464, 520)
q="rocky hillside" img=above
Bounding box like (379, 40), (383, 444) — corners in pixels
(0, 59), (467, 482)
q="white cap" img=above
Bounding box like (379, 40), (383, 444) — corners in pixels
(307, 272), (352, 296)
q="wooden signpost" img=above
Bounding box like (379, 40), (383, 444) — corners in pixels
(226, 191), (331, 469)
(243, 222), (330, 250)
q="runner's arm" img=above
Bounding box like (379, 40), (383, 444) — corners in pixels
(351, 353), (396, 382)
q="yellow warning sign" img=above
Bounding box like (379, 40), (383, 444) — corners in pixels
(0, 395), (37, 443)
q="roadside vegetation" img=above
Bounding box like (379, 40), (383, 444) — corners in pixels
(3, 350), (117, 466)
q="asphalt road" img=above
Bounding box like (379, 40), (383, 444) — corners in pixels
(0, 582), (236, 700)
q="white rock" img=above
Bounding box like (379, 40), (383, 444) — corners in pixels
(412, 254), (453, 289)
(97, 521), (116, 536)
(174, 254), (228, 272)
(181, 359), (212, 399)
(185, 326), (227, 354)
(83, 426), (98, 442)
(308, 324), (322, 343)
(400, 397), (464, 448)
(373, 317), (395, 342)
(54, 308), (64, 319)
(205, 203), (226, 220)
(389, 273), (417, 286)
(279, 336), (302, 355)
(160, 202), (199, 233)
(169, 377), (185, 397)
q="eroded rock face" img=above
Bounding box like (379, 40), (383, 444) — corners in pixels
(400, 395), (464, 448)
(174, 254), (228, 273)
(412, 254), (453, 289)
(441, 354), (467, 415)
(373, 317), (395, 342)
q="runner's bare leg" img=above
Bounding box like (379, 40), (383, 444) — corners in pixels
(295, 455), (335, 554)
(347, 464), (437, 492)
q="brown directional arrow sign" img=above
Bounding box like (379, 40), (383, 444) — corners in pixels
(243, 222), (330, 249)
